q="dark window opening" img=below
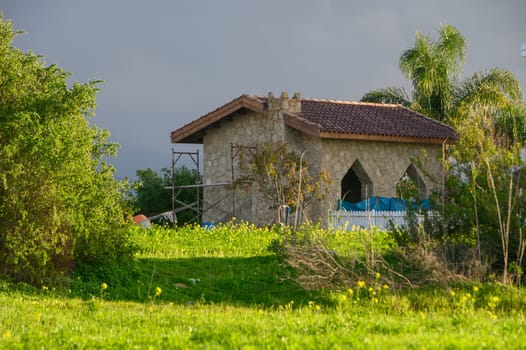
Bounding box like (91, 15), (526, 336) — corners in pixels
(341, 160), (373, 203)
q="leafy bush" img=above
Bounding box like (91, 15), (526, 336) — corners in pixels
(0, 16), (135, 286)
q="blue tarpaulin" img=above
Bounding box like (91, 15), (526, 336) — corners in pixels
(337, 197), (430, 211)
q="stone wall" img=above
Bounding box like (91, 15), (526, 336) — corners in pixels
(284, 126), (324, 222)
(201, 91), (445, 226)
(317, 139), (444, 217)
(282, 128), (443, 225)
(202, 109), (267, 224)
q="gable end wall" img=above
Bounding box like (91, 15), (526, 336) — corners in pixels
(202, 109), (286, 224)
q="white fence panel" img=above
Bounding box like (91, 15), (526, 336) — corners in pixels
(328, 210), (428, 231)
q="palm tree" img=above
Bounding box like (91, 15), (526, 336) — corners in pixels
(362, 24), (466, 121)
(362, 24), (526, 284)
(362, 24), (522, 126)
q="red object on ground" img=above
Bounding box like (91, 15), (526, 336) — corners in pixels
(133, 214), (151, 228)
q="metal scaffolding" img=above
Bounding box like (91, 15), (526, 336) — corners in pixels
(171, 149), (200, 225)
(170, 144), (256, 225)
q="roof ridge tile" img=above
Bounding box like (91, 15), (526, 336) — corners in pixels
(301, 97), (399, 107)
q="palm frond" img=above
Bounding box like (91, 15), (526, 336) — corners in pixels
(398, 24), (465, 121)
(360, 87), (411, 106)
(436, 24), (466, 75)
(453, 68), (523, 117)
(453, 68), (524, 143)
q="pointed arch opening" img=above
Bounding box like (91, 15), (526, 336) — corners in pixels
(396, 164), (427, 200)
(341, 160), (373, 203)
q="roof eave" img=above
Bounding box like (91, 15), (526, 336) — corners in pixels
(171, 95), (265, 144)
(283, 113), (321, 138)
(319, 131), (457, 144)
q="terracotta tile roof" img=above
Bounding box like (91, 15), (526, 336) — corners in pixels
(291, 98), (458, 143)
(171, 94), (457, 144)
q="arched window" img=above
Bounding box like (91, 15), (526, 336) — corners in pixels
(341, 160), (373, 203)
(396, 164), (426, 199)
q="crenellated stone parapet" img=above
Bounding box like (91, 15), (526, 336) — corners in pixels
(267, 91), (301, 114)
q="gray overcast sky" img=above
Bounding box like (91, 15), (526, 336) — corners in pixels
(2, 1), (526, 179)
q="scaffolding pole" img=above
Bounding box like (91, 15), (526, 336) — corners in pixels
(169, 144), (257, 226)
(171, 148), (200, 226)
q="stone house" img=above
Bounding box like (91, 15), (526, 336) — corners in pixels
(170, 92), (457, 226)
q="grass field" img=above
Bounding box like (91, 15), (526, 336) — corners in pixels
(1, 223), (526, 349)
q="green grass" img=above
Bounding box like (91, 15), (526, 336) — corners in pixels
(70, 223), (320, 306)
(1, 290), (525, 349)
(1, 223), (526, 349)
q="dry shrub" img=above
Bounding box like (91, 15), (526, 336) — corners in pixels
(278, 234), (406, 290)
(440, 245), (487, 281)
(280, 236), (354, 291)
(385, 244), (468, 287)
(279, 234), (467, 291)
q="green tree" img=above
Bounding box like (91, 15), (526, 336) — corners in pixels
(133, 167), (201, 225)
(449, 102), (525, 283)
(362, 23), (525, 283)
(0, 17), (134, 286)
(134, 168), (172, 217)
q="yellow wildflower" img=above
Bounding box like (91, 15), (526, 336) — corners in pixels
(101, 283), (108, 290)
(357, 280), (366, 288)
(337, 294), (347, 304)
(487, 311), (498, 320)
(375, 272), (381, 279)
(155, 287), (162, 297)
